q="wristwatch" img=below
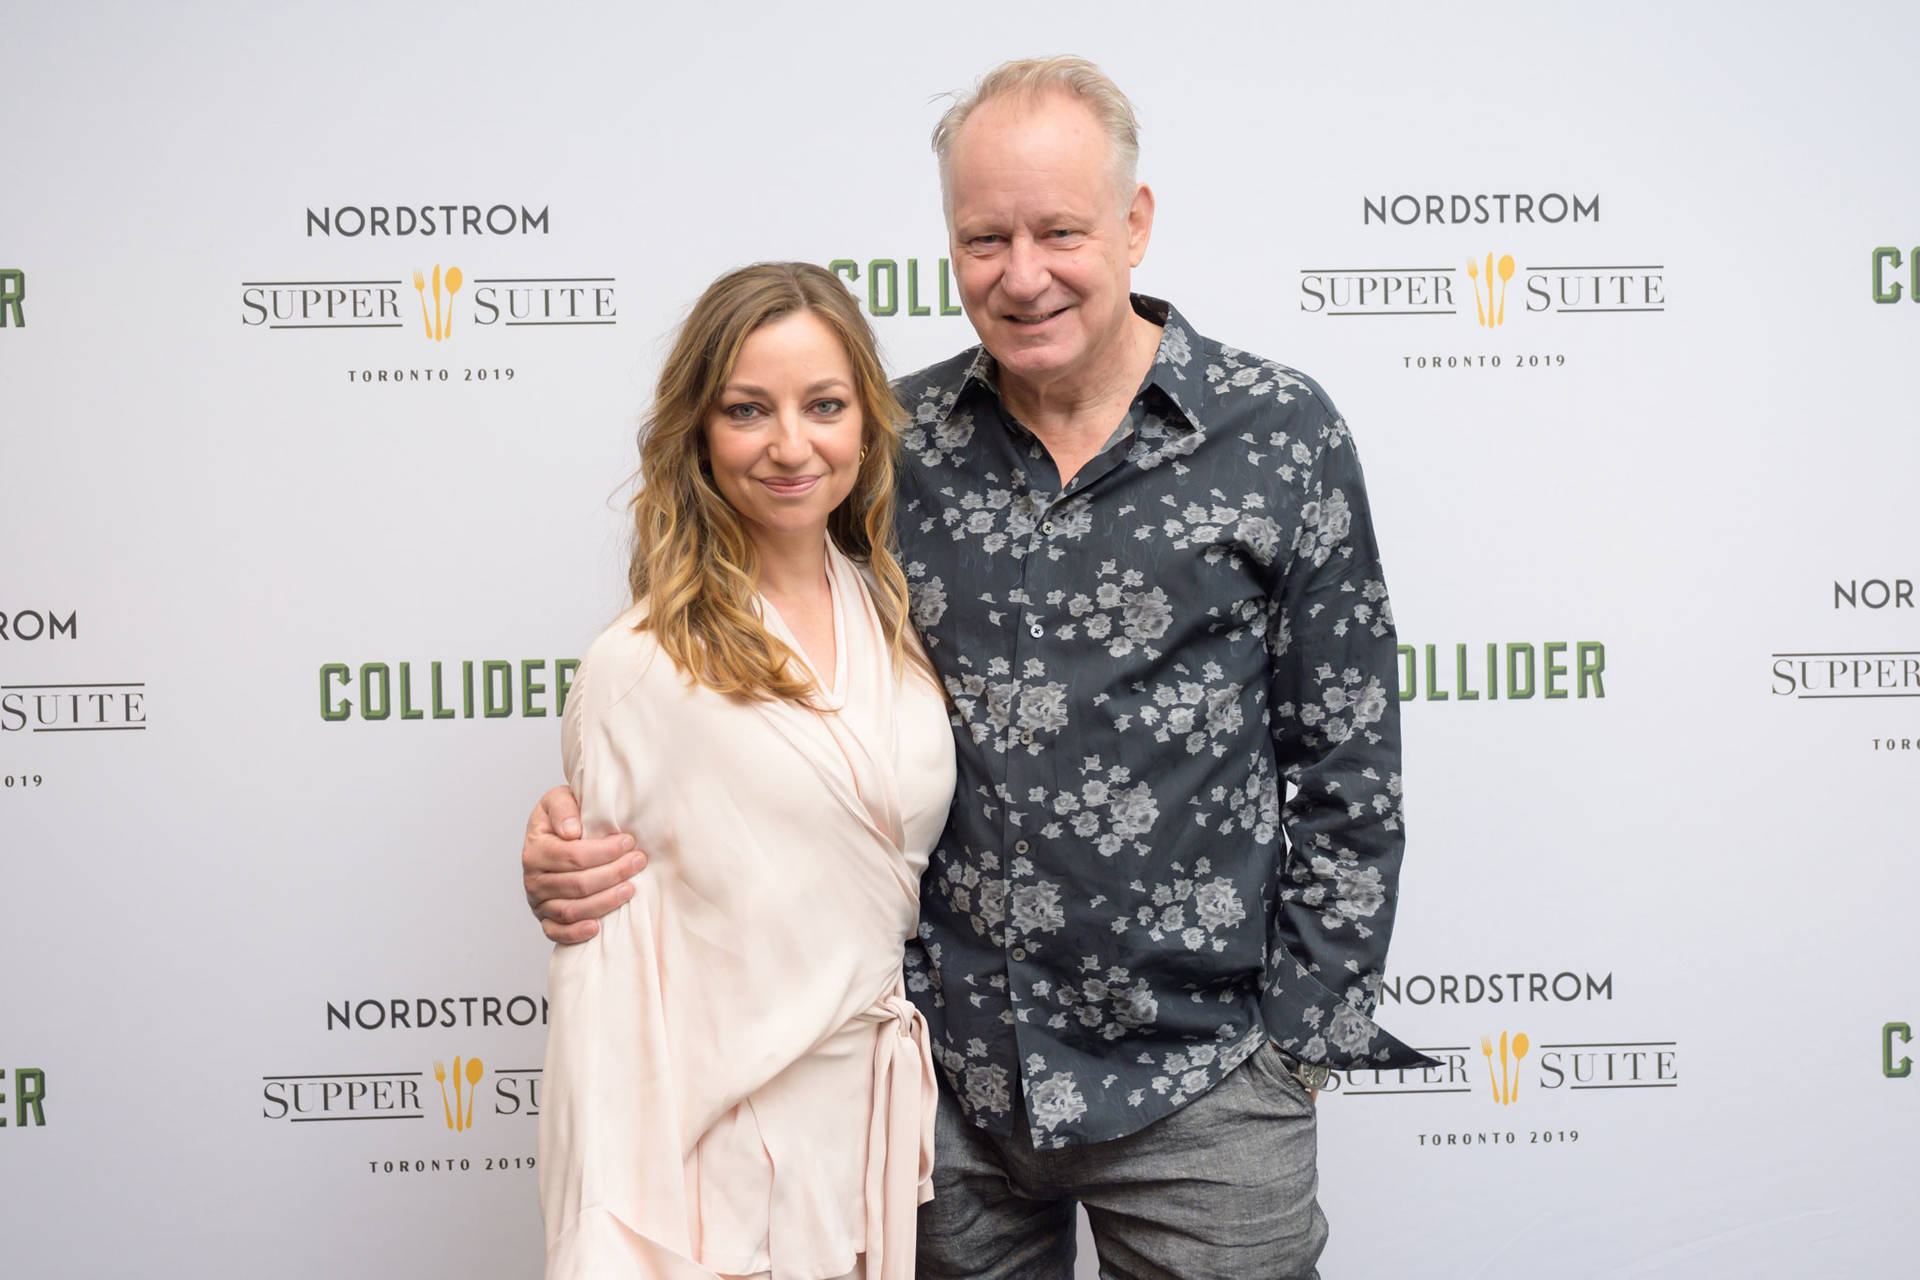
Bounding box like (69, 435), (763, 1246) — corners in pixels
(1276, 1050), (1330, 1093)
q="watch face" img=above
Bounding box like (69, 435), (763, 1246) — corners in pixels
(1279, 1052), (1330, 1091)
(1265, 1042), (1328, 1092)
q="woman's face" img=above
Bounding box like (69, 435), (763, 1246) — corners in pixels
(704, 309), (866, 553)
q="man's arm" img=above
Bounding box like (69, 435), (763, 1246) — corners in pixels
(522, 785), (645, 943)
(1261, 395), (1425, 1069)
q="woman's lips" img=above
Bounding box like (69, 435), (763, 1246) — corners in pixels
(758, 475), (822, 495)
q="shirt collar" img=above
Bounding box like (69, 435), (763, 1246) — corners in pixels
(955, 294), (1207, 435)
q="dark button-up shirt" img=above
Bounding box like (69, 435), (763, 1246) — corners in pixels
(893, 297), (1428, 1148)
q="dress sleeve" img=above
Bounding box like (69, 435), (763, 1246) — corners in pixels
(561, 629), (649, 837)
(538, 626), (706, 1276)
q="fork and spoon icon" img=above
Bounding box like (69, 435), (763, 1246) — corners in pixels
(1480, 1031), (1529, 1104)
(433, 1055), (485, 1130)
(1467, 254), (1516, 327)
(411, 265), (464, 341)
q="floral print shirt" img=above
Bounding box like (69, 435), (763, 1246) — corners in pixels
(891, 297), (1430, 1148)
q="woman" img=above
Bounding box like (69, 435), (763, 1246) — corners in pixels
(538, 263), (955, 1280)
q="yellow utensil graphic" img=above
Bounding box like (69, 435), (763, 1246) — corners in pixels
(1467, 258), (1485, 326)
(1497, 255), (1515, 326)
(1480, 1035), (1499, 1101)
(433, 1059), (453, 1129)
(432, 264), (443, 344)
(1498, 1030), (1509, 1106)
(1485, 254), (1495, 325)
(452, 1054), (464, 1130)
(464, 1056), (484, 1129)
(412, 268), (432, 339)
(442, 266), (463, 340)
(1508, 1032), (1530, 1104)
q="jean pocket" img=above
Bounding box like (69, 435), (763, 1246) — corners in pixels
(1244, 1040), (1316, 1110)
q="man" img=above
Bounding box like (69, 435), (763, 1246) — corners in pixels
(522, 56), (1429, 1279)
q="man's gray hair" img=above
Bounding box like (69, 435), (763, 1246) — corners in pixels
(931, 56), (1141, 209)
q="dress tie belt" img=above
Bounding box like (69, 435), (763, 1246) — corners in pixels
(858, 989), (936, 1280)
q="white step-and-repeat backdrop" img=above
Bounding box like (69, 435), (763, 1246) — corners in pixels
(4, 1), (1916, 1275)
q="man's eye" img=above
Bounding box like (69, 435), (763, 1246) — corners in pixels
(971, 235), (1004, 248)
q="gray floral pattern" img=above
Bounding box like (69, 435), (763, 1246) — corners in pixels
(896, 297), (1427, 1149)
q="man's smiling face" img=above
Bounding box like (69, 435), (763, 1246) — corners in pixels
(944, 89), (1152, 393)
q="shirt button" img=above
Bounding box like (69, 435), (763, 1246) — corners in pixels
(1029, 623), (1044, 638)
(1042, 521), (1055, 535)
(1019, 731), (1034, 745)
(1011, 947), (1028, 962)
(1014, 840), (1030, 854)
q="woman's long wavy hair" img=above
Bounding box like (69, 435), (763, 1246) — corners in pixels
(628, 261), (931, 705)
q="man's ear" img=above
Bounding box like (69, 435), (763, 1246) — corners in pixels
(1126, 183), (1155, 268)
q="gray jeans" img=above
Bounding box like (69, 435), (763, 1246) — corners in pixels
(917, 1041), (1328, 1280)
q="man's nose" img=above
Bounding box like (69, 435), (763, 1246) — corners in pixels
(1002, 236), (1051, 300)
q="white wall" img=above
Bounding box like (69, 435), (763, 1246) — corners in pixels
(3, 2), (1916, 1275)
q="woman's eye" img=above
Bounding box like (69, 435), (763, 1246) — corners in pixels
(722, 402), (761, 421)
(812, 399), (846, 416)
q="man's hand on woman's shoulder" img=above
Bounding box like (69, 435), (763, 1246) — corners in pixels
(521, 785), (645, 943)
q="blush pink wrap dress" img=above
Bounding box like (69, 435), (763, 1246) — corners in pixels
(539, 544), (956, 1280)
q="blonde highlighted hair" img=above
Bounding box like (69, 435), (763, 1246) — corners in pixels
(931, 55), (1142, 209)
(627, 262), (929, 705)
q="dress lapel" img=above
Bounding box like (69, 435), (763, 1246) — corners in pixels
(752, 545), (905, 856)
